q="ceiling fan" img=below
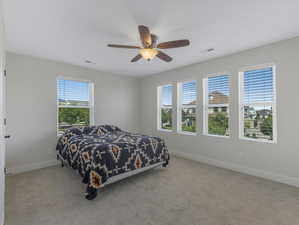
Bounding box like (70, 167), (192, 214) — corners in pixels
(107, 25), (190, 62)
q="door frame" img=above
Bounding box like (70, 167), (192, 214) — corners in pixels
(0, 43), (5, 225)
(0, 0), (6, 223)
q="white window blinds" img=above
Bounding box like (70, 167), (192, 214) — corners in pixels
(208, 76), (229, 105)
(182, 81), (197, 105)
(158, 84), (173, 131)
(161, 85), (173, 106)
(204, 75), (230, 136)
(178, 81), (197, 133)
(243, 67), (273, 105)
(57, 79), (90, 107)
(57, 78), (94, 136)
(240, 66), (276, 142)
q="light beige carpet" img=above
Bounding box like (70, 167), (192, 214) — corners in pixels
(5, 156), (299, 225)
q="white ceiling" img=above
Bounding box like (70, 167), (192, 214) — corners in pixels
(3, 0), (299, 77)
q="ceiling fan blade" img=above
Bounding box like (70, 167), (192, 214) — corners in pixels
(107, 44), (140, 49)
(150, 34), (158, 48)
(138, 25), (152, 47)
(156, 51), (172, 62)
(157, 39), (190, 49)
(131, 54), (142, 62)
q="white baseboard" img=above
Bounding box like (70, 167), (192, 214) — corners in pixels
(171, 151), (299, 188)
(7, 159), (59, 175)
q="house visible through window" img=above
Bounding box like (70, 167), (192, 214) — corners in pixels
(177, 81), (197, 133)
(203, 75), (230, 136)
(158, 84), (173, 130)
(57, 78), (94, 135)
(239, 66), (276, 142)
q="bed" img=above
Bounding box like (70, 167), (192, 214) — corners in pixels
(56, 125), (170, 200)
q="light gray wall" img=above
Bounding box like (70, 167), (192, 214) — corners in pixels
(5, 37), (299, 186)
(6, 52), (140, 172)
(140, 37), (299, 186)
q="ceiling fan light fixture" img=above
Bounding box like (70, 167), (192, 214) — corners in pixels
(107, 25), (190, 62)
(139, 48), (158, 60)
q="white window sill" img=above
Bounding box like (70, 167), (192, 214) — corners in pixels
(239, 137), (276, 144)
(203, 133), (230, 139)
(158, 129), (173, 133)
(177, 131), (197, 136)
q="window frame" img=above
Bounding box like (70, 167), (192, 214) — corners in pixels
(238, 64), (277, 144)
(177, 80), (197, 136)
(56, 76), (95, 136)
(157, 84), (174, 132)
(203, 74), (231, 138)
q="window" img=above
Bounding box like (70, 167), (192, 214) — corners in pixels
(203, 75), (230, 136)
(158, 84), (173, 131)
(239, 65), (276, 143)
(57, 78), (94, 135)
(177, 81), (197, 133)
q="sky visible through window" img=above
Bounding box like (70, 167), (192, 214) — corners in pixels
(57, 79), (89, 102)
(162, 85), (173, 106)
(243, 67), (273, 104)
(208, 75), (229, 97)
(182, 81), (196, 105)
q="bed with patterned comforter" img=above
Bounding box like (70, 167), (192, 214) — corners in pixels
(56, 125), (169, 200)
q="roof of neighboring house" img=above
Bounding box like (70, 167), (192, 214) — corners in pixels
(189, 100), (196, 105)
(209, 91), (229, 104)
(257, 109), (272, 115)
(183, 91), (229, 105)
